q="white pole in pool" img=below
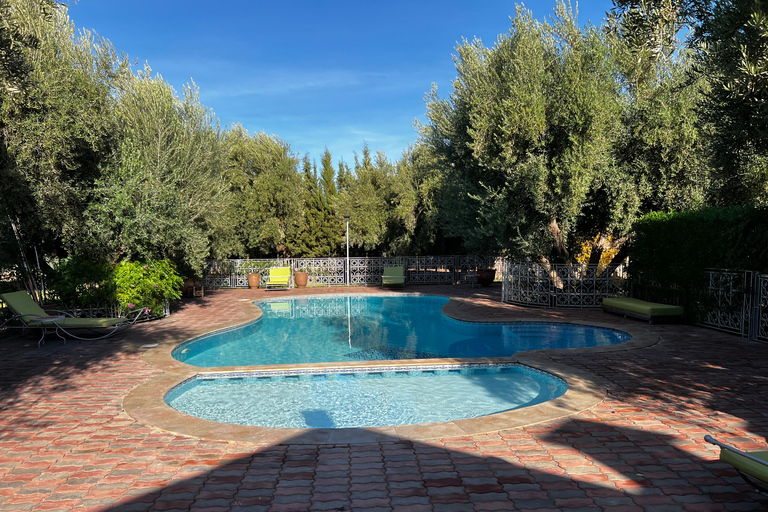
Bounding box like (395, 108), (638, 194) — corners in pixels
(347, 295), (352, 347)
(344, 215), (350, 286)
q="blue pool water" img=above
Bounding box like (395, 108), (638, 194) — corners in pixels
(165, 364), (568, 428)
(172, 295), (631, 367)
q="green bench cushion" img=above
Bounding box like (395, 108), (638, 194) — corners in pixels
(603, 297), (684, 317)
(30, 317), (126, 328)
(721, 449), (768, 484)
(382, 266), (405, 285)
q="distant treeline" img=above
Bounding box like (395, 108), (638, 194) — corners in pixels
(1, 0), (766, 278)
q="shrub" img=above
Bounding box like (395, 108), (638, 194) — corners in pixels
(631, 206), (768, 287)
(240, 260), (273, 275)
(629, 206), (768, 318)
(113, 260), (183, 315)
(49, 257), (183, 316)
(49, 256), (115, 306)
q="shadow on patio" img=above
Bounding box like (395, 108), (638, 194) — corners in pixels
(102, 420), (767, 511)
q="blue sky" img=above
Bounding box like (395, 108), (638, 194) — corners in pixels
(67, 1), (615, 166)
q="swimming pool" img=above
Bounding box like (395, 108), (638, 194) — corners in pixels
(172, 295), (631, 367)
(165, 364), (568, 428)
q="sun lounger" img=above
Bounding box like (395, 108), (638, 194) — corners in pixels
(602, 297), (684, 324)
(705, 435), (768, 495)
(0, 290), (147, 347)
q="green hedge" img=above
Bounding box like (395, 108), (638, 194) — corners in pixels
(630, 206), (768, 288)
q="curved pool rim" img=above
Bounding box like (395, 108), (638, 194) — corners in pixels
(124, 291), (660, 445)
(170, 294), (634, 366)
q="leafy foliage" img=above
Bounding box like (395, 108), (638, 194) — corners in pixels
(631, 206), (768, 288)
(1, 7), (127, 268)
(217, 127), (304, 258)
(112, 260), (183, 315)
(693, 0), (768, 205)
(49, 257), (183, 315)
(86, 67), (229, 271)
(48, 255), (114, 306)
(421, 4), (624, 261)
(3, 0), (768, 298)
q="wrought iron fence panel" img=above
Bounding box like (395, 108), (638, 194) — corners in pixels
(406, 256), (455, 284)
(702, 270), (752, 337)
(293, 258), (346, 286)
(757, 274), (768, 341)
(503, 261), (627, 308)
(200, 259), (284, 288)
(59, 302), (122, 319)
(201, 256), (502, 288)
(455, 256), (500, 283)
(502, 262), (552, 307)
(349, 257), (398, 285)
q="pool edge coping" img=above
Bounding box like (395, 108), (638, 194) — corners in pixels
(123, 291), (660, 445)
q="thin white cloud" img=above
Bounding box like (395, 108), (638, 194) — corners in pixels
(148, 57), (441, 99)
(205, 69), (376, 98)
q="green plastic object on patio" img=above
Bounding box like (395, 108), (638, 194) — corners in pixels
(602, 297), (683, 324)
(381, 266), (405, 288)
(705, 435), (768, 495)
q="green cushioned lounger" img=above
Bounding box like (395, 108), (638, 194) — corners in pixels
(602, 297), (683, 323)
(382, 266), (405, 288)
(0, 290), (146, 347)
(706, 435), (768, 496)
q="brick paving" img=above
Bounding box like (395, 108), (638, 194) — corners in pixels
(0, 285), (767, 511)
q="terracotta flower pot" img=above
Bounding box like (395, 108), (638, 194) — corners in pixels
(247, 273), (260, 289)
(476, 269), (496, 287)
(294, 271), (308, 288)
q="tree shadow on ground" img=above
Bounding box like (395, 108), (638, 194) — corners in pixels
(0, 289), (249, 414)
(543, 324), (768, 441)
(101, 420), (767, 512)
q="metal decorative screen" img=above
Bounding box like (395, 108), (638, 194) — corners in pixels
(704, 270), (752, 336)
(758, 275), (768, 341)
(702, 270), (768, 341)
(293, 258), (346, 286)
(348, 258), (398, 285)
(502, 261), (628, 308)
(201, 256), (502, 289)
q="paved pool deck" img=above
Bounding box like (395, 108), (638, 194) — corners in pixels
(0, 285), (766, 512)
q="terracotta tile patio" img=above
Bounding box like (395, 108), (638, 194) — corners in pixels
(0, 285), (766, 512)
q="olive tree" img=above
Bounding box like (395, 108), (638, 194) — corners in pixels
(421, 3), (623, 263)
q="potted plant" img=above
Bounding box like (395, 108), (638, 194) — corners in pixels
(247, 271), (260, 289)
(243, 261), (271, 289)
(476, 268), (496, 287)
(294, 267), (309, 288)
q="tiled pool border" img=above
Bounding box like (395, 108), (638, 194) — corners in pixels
(124, 291), (661, 445)
(165, 362), (568, 400)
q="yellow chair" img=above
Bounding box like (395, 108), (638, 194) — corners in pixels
(382, 266), (405, 288)
(264, 267), (292, 290)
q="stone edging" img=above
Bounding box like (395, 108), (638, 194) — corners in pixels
(123, 292), (660, 445)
